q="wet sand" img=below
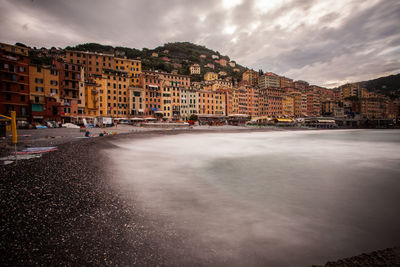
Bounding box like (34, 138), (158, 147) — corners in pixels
(1, 129), (399, 266)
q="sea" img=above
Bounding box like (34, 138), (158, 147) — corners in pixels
(110, 129), (400, 266)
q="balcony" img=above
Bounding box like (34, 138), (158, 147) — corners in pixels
(64, 86), (79, 91)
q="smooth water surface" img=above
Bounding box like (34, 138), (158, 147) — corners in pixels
(110, 130), (400, 266)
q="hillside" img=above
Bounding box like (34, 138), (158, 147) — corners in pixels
(65, 42), (247, 81)
(356, 73), (400, 98)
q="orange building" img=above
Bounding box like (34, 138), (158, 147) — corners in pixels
(306, 90), (321, 116)
(198, 89), (226, 115)
(54, 60), (81, 122)
(258, 88), (283, 117)
(280, 76), (294, 89)
(142, 71), (163, 118)
(237, 85), (258, 116)
(65, 50), (115, 77)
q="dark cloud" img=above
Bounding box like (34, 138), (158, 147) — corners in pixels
(0, 0), (398, 87)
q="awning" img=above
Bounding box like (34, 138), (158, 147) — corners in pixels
(131, 118), (144, 121)
(154, 111), (163, 114)
(277, 118), (293, 122)
(318, 119), (336, 123)
(145, 117), (156, 120)
(251, 116), (273, 121)
(138, 109), (144, 113)
(228, 114), (249, 117)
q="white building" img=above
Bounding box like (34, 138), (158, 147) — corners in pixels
(180, 88), (199, 120)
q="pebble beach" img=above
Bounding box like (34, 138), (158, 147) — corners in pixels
(1, 127), (399, 266)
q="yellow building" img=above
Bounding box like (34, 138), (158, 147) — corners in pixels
(282, 95), (295, 117)
(84, 80), (100, 117)
(29, 65), (60, 103)
(0, 42), (29, 56)
(95, 69), (130, 118)
(204, 72), (218, 81)
(115, 57), (142, 86)
(341, 83), (367, 99)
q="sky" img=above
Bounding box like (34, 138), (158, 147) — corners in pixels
(0, 0), (399, 88)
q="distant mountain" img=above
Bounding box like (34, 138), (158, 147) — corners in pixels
(357, 73), (400, 98)
(65, 42), (247, 81)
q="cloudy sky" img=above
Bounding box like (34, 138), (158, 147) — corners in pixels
(0, 0), (399, 87)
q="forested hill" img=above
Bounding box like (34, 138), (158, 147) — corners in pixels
(65, 42), (247, 81)
(357, 73), (400, 98)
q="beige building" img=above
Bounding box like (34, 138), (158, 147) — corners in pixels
(129, 86), (145, 117)
(190, 64), (201, 75)
(258, 73), (280, 88)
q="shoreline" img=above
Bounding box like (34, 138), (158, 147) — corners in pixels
(1, 129), (399, 265)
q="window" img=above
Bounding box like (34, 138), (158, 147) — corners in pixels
(36, 87), (44, 92)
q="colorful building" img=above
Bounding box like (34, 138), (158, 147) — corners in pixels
(115, 57), (141, 86)
(242, 69), (259, 87)
(0, 43), (30, 122)
(198, 89), (226, 115)
(65, 50), (115, 78)
(282, 95), (295, 117)
(258, 88), (283, 117)
(204, 72), (218, 81)
(29, 65), (60, 123)
(280, 76), (294, 89)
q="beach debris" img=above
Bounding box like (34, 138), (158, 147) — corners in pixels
(13, 147), (58, 154)
(35, 125), (48, 129)
(61, 123), (80, 129)
(0, 153), (42, 164)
